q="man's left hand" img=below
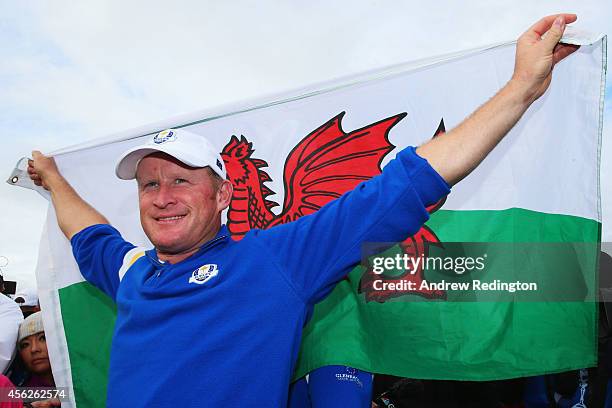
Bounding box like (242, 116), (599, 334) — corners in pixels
(511, 14), (579, 104)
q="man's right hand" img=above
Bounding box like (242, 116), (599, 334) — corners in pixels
(26, 150), (109, 239)
(28, 151), (61, 191)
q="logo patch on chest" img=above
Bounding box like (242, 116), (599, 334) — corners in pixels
(188, 264), (219, 285)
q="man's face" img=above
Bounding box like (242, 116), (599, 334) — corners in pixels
(19, 332), (51, 375)
(136, 153), (230, 260)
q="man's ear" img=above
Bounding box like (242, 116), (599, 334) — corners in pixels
(216, 180), (233, 211)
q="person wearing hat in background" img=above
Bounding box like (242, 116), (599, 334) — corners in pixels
(15, 312), (54, 388)
(26, 14), (578, 407)
(5, 314), (61, 407)
(13, 289), (40, 318)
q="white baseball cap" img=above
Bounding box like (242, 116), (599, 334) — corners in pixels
(115, 129), (226, 180)
(14, 287), (39, 307)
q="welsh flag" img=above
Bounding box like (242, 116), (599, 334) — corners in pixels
(11, 31), (605, 407)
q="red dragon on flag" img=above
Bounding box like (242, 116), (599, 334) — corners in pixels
(221, 112), (446, 301)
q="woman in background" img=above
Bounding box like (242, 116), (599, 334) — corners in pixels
(16, 312), (54, 388)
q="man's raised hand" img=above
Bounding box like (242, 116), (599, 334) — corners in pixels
(27, 150), (109, 239)
(28, 151), (60, 191)
(512, 14), (579, 104)
(416, 14), (580, 186)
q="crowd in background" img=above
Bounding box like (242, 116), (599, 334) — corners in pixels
(1, 273), (56, 407)
(1, 252), (612, 407)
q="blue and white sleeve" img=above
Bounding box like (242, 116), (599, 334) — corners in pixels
(71, 224), (136, 301)
(253, 147), (450, 304)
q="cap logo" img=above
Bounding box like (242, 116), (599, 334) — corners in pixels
(216, 159), (223, 170)
(153, 130), (177, 144)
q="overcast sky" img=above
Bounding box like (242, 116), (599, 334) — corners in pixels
(1, 1), (610, 292)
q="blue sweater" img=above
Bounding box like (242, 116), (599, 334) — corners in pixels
(71, 147), (450, 407)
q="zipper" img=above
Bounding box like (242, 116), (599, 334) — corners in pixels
(145, 233), (229, 279)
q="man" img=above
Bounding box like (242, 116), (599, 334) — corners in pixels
(28, 14), (578, 407)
